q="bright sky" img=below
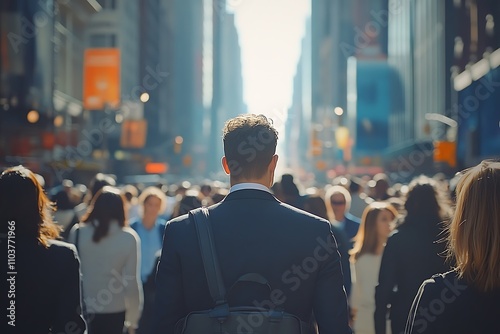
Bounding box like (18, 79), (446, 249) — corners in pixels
(230, 0), (310, 126)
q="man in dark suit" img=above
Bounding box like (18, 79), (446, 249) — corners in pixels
(152, 114), (351, 334)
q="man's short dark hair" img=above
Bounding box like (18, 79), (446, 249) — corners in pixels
(223, 114), (278, 179)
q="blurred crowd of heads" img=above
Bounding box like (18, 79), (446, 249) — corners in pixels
(2, 159), (500, 292)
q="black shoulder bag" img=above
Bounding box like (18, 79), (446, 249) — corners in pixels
(174, 207), (312, 334)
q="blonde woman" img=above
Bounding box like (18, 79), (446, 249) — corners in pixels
(406, 161), (500, 334)
(350, 202), (397, 334)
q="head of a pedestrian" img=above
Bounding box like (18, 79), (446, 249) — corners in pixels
(138, 186), (167, 221)
(303, 195), (329, 221)
(222, 114), (279, 186)
(404, 175), (450, 226)
(0, 165), (60, 247)
(448, 160), (500, 292)
(350, 202), (398, 261)
(83, 172), (116, 204)
(82, 186), (126, 242)
(372, 173), (390, 200)
(325, 185), (351, 222)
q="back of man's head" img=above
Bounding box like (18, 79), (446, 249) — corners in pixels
(223, 114), (278, 180)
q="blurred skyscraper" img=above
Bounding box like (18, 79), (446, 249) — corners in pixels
(387, 0), (500, 174)
(290, 0), (500, 182)
(0, 0), (99, 184)
(286, 18), (312, 178)
(209, 7), (245, 175)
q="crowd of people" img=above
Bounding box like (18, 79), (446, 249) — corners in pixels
(1, 115), (499, 334)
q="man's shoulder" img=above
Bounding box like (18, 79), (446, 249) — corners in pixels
(129, 219), (140, 229)
(167, 214), (190, 225)
(157, 218), (167, 227)
(345, 213), (361, 224)
(279, 201), (331, 224)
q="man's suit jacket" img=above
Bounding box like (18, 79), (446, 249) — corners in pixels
(152, 189), (351, 334)
(343, 213), (361, 246)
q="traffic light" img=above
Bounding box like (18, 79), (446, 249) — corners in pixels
(433, 140), (456, 168)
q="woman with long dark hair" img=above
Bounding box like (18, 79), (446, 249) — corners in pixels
(374, 176), (452, 334)
(69, 186), (143, 334)
(0, 166), (86, 333)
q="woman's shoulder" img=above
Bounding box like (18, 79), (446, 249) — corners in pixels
(120, 226), (140, 242)
(70, 221), (91, 232)
(419, 270), (468, 297)
(46, 239), (79, 260)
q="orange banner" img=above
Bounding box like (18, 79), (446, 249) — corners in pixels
(83, 48), (120, 110)
(121, 120), (147, 148)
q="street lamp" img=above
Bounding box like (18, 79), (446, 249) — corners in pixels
(424, 113), (458, 141)
(140, 92), (150, 103)
(425, 113), (458, 168)
(27, 110), (40, 123)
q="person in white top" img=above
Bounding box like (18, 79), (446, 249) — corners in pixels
(349, 202), (398, 334)
(69, 186), (143, 334)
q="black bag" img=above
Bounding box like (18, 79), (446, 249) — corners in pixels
(174, 207), (312, 334)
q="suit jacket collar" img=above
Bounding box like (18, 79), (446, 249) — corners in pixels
(222, 188), (280, 203)
(229, 182), (271, 194)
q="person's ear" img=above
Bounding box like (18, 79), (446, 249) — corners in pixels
(221, 156), (230, 175)
(268, 155), (279, 187)
(268, 154), (278, 173)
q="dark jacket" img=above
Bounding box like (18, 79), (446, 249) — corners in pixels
(406, 270), (500, 334)
(343, 213), (361, 244)
(330, 224), (352, 296)
(152, 189), (351, 334)
(1, 237), (86, 334)
(374, 217), (450, 334)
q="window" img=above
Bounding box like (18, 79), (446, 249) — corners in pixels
(89, 34), (116, 47)
(97, 0), (116, 9)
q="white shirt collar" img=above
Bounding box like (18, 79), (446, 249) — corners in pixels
(229, 182), (271, 194)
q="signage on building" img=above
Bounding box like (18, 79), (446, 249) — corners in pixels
(83, 48), (120, 110)
(120, 119), (147, 148)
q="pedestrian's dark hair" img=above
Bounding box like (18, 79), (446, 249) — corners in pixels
(222, 114), (278, 180)
(82, 186), (126, 242)
(83, 173), (116, 205)
(0, 166), (60, 247)
(404, 175), (450, 223)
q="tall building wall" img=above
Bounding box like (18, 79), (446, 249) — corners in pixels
(0, 0), (99, 182)
(208, 2), (245, 176)
(413, 0), (447, 140)
(139, 0), (162, 147)
(387, 0), (413, 144)
(85, 0), (139, 104)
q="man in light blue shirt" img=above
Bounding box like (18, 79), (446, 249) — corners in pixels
(129, 186), (167, 334)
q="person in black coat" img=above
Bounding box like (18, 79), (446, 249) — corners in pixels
(0, 166), (86, 334)
(374, 176), (451, 334)
(152, 114), (352, 334)
(405, 160), (500, 334)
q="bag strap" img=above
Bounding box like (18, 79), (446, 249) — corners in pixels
(190, 207), (226, 306)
